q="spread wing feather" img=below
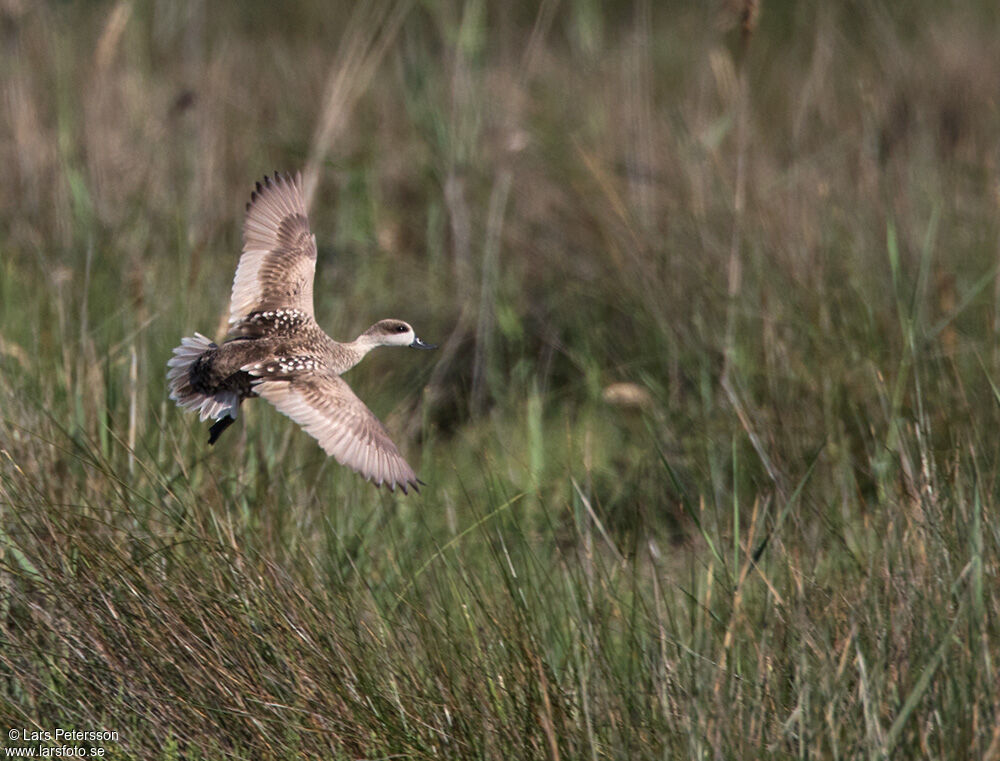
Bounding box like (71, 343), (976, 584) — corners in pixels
(247, 365), (419, 493)
(229, 172), (318, 323)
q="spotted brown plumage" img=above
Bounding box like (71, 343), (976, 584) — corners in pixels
(166, 172), (436, 493)
(231, 173), (317, 323)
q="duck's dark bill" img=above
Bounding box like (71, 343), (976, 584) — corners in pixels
(410, 337), (437, 350)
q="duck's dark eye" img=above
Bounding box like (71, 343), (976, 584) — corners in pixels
(395, 325), (407, 333)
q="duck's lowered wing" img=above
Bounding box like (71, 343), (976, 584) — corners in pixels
(246, 360), (420, 493)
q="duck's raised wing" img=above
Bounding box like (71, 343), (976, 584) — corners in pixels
(245, 359), (420, 493)
(229, 172), (318, 324)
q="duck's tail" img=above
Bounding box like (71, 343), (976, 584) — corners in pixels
(166, 333), (240, 425)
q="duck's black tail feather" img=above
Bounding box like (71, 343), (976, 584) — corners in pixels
(208, 415), (237, 445)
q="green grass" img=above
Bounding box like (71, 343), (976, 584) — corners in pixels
(2, 0), (1000, 758)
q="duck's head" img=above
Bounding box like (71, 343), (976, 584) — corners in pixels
(363, 319), (437, 350)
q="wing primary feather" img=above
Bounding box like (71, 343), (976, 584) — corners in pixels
(253, 373), (419, 492)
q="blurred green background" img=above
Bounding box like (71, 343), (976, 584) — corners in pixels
(2, 0), (1000, 758)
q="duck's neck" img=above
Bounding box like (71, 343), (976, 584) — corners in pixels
(336, 335), (379, 372)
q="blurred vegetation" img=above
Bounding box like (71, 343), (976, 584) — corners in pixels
(2, 0), (1000, 758)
